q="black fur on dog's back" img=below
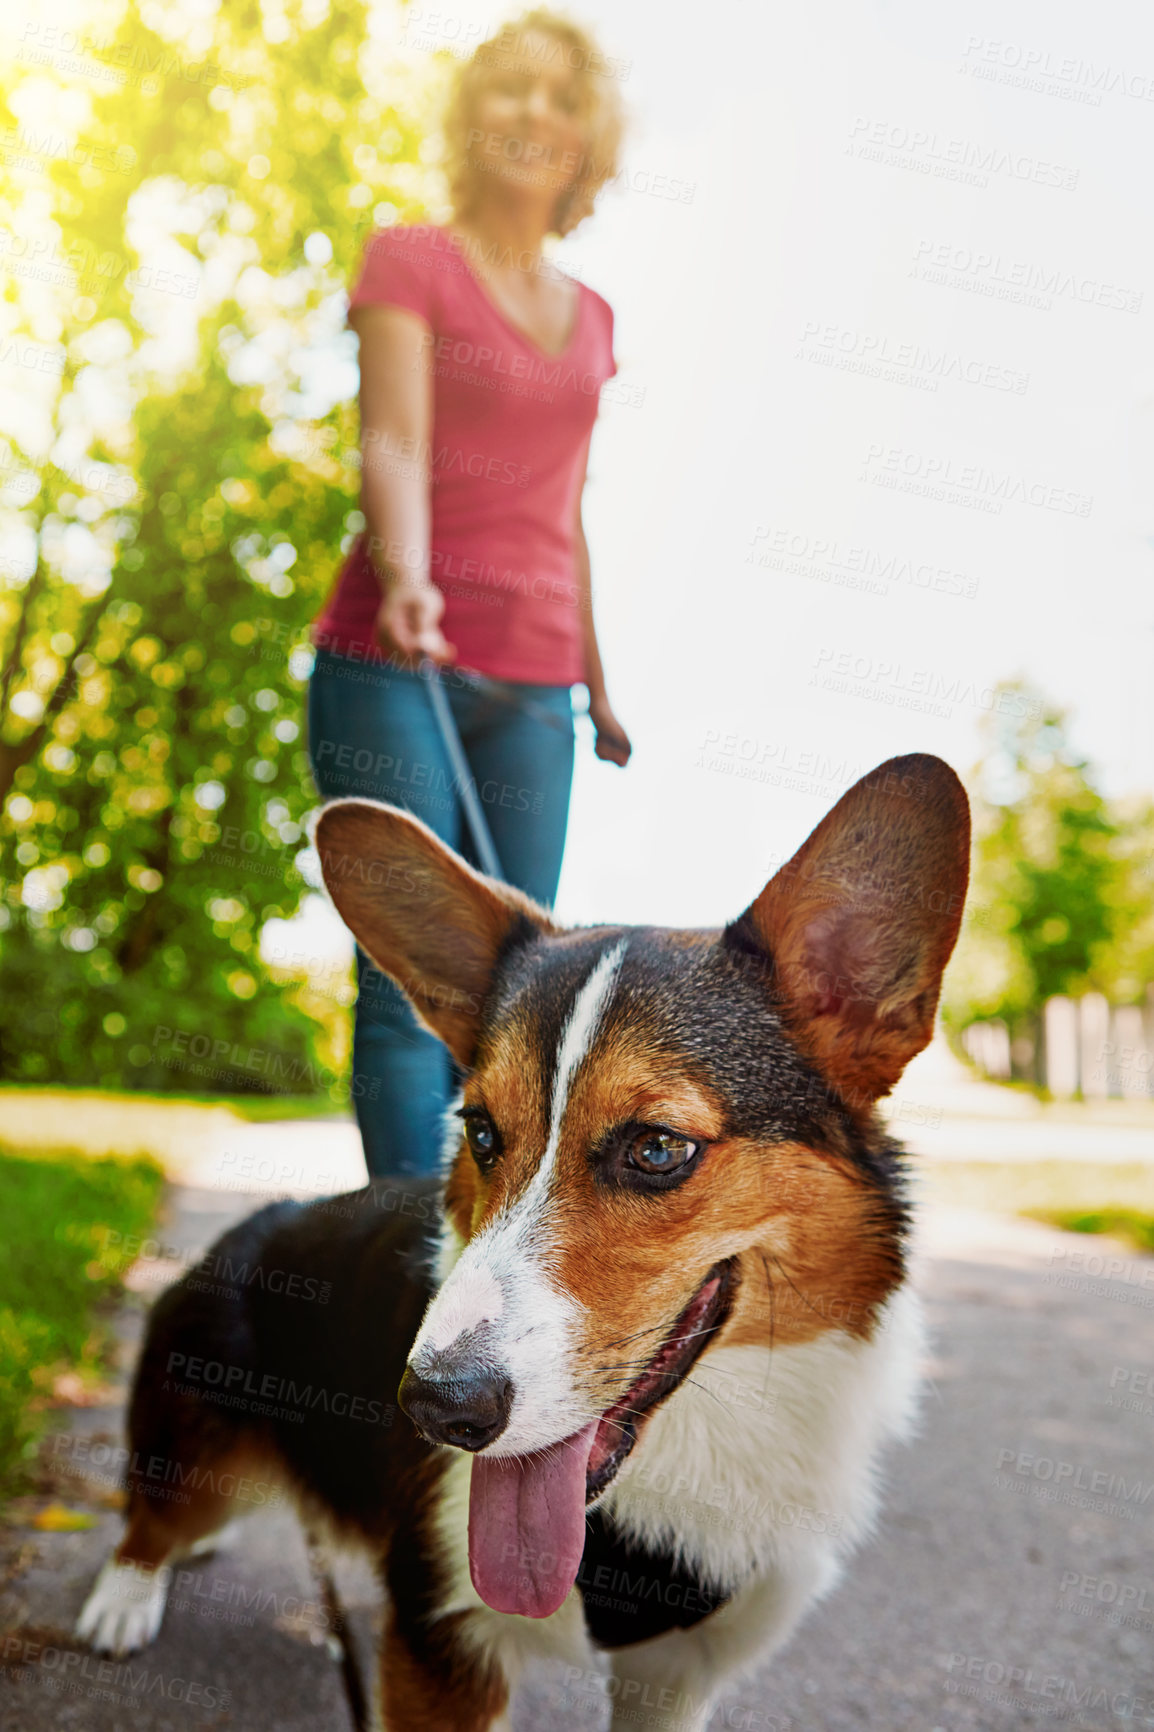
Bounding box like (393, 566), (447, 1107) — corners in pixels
(127, 1180), (445, 1546)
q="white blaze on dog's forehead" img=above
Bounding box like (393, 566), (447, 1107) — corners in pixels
(541, 936), (628, 1183)
(452, 937), (627, 1449)
(406, 940), (627, 1444)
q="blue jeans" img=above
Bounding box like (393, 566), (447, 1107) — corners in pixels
(308, 649), (575, 1177)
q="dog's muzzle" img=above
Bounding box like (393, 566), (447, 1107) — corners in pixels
(399, 1343), (513, 1451)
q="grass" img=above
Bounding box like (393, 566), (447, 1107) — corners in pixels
(1022, 1209), (1154, 1256)
(0, 1081), (345, 1121)
(0, 1144), (164, 1504)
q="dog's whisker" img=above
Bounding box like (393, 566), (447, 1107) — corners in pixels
(758, 1250), (778, 1369)
(762, 1247), (825, 1324)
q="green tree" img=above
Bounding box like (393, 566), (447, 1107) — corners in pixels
(943, 683), (1144, 1055)
(0, 0), (449, 1089)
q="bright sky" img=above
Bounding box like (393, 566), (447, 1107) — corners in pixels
(8, 0), (1151, 958)
(537, 0), (1154, 929)
(289, 0), (1154, 962)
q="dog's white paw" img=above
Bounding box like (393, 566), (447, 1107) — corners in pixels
(75, 1558), (172, 1655)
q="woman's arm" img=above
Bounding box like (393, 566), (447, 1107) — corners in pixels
(351, 303), (454, 665)
(573, 443), (631, 767)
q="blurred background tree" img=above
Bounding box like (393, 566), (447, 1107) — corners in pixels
(0, 0), (450, 1091)
(941, 681), (1154, 1075)
(3, 11), (1149, 1102)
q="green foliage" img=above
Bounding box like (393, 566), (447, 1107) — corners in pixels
(1026, 1210), (1154, 1256)
(943, 683), (1152, 1040)
(0, 1144), (163, 1499)
(0, 1), (449, 1088)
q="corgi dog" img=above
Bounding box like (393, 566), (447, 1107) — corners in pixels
(76, 754), (969, 1730)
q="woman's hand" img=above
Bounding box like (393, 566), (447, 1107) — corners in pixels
(375, 582), (456, 667)
(589, 692), (632, 767)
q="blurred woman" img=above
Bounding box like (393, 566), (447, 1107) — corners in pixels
(309, 9), (630, 1176)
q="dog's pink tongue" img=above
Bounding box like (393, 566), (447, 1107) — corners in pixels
(468, 1422), (598, 1617)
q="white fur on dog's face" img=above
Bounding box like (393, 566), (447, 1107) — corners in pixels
(393, 756), (969, 1475)
(408, 941), (628, 1454)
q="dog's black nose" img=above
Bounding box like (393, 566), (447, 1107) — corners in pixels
(398, 1361), (513, 1451)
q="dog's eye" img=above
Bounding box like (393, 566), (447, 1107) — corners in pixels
(628, 1131), (698, 1176)
(461, 1111), (499, 1171)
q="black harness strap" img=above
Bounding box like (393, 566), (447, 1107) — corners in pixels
(576, 1509), (730, 1648)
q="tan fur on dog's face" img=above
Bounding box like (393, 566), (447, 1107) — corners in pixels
(317, 754), (970, 1459)
(439, 935), (911, 1439)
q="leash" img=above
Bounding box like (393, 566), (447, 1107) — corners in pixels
(434, 661), (578, 735)
(419, 657), (505, 879)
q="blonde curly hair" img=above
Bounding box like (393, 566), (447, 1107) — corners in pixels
(443, 9), (626, 238)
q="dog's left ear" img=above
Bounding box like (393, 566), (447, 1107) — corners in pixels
(314, 799), (554, 1066)
(725, 754), (970, 1102)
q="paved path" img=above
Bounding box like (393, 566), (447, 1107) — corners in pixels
(0, 1184), (361, 1732)
(3, 1178), (1153, 1731)
(2, 1053), (1152, 1727)
(883, 1041), (1154, 1165)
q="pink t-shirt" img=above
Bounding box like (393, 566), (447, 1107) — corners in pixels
(313, 224), (617, 685)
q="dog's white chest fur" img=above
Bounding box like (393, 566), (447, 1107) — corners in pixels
(442, 1282), (924, 1727)
(602, 1283), (925, 1596)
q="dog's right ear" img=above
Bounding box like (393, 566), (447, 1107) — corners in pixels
(314, 800), (554, 1066)
(723, 754), (970, 1103)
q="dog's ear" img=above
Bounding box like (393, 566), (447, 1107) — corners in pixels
(314, 800), (554, 1066)
(724, 754), (970, 1102)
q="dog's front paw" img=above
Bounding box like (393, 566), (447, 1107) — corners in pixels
(75, 1558), (172, 1655)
